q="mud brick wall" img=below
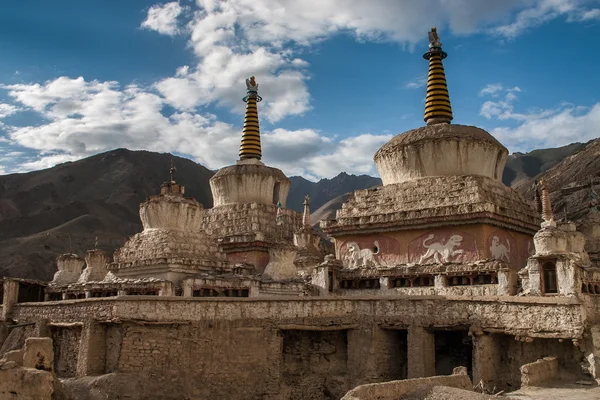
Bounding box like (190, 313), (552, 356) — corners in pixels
(117, 321), (282, 399)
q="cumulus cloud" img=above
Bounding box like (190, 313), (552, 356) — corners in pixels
(491, 103), (600, 152)
(304, 134), (393, 179)
(479, 84), (522, 119)
(148, 0), (599, 122)
(141, 2), (185, 36)
(0, 104), (19, 118)
(405, 76), (427, 89)
(0, 77), (384, 179)
(479, 82), (600, 151)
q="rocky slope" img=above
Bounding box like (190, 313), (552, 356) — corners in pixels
(288, 173), (382, 213)
(0, 149), (214, 280)
(516, 139), (599, 221)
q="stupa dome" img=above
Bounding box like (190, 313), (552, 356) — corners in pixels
(374, 123), (508, 186)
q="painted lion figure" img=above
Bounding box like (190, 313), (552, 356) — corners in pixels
(346, 241), (379, 269)
(418, 234), (464, 264)
(490, 235), (510, 262)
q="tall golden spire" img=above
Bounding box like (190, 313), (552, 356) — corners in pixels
(239, 76), (263, 160)
(423, 27), (453, 125)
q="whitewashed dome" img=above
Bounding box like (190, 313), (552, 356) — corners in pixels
(373, 124), (508, 186)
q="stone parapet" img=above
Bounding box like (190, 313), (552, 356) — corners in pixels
(321, 174), (539, 236)
(11, 295), (585, 339)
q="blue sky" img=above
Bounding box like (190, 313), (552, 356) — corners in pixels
(0, 0), (599, 180)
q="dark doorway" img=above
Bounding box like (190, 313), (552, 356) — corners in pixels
(434, 329), (472, 378)
(542, 262), (558, 294)
(380, 329), (408, 380)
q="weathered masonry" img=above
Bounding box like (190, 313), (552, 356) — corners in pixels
(1, 295), (589, 398)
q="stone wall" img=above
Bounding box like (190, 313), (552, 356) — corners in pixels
(4, 296), (586, 398)
(520, 356), (559, 387)
(11, 296), (584, 338)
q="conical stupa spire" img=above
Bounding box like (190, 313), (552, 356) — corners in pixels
(239, 76), (263, 160)
(423, 27), (453, 125)
(302, 195), (311, 227)
(540, 179), (555, 227)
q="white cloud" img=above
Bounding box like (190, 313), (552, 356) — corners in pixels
(491, 103), (600, 152)
(405, 76), (427, 89)
(150, 0), (600, 123)
(490, 0), (599, 38)
(304, 134), (392, 179)
(479, 82), (600, 151)
(141, 2), (185, 36)
(579, 8), (600, 20)
(0, 104), (19, 118)
(479, 84), (523, 118)
(0, 76), (380, 179)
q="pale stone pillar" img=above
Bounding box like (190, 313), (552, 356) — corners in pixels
(2, 279), (19, 321)
(497, 270), (513, 296)
(581, 325), (600, 380)
(434, 275), (446, 289)
(407, 325), (435, 378)
(528, 260), (542, 296)
(556, 260), (578, 296)
(249, 281), (260, 297)
(159, 281), (174, 296)
(380, 277), (390, 292)
(472, 333), (500, 387)
(77, 320), (106, 377)
(311, 265), (330, 296)
(182, 279), (193, 297)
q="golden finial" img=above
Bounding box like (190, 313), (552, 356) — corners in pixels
(239, 76), (263, 160)
(423, 27), (453, 125)
(302, 195), (311, 227)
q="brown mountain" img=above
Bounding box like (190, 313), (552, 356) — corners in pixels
(288, 173), (382, 213)
(503, 142), (587, 188)
(517, 138), (600, 221)
(0, 149), (214, 280)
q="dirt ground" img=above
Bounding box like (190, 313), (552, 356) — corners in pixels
(505, 381), (600, 400)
